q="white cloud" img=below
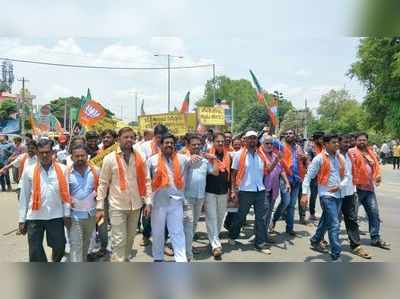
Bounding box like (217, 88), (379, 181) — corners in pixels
(294, 69), (312, 78)
(0, 37), (213, 121)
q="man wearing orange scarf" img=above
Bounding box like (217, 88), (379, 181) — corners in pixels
(97, 127), (152, 262)
(348, 132), (390, 250)
(305, 131), (325, 222)
(229, 130), (271, 254)
(301, 134), (348, 261)
(272, 129), (308, 237)
(18, 139), (71, 262)
(139, 124), (168, 246)
(148, 133), (194, 262)
(204, 133), (230, 259)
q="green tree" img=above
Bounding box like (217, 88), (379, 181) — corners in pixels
(314, 89), (367, 133)
(196, 75), (294, 133)
(0, 99), (17, 120)
(349, 37), (400, 136)
(48, 97), (81, 131)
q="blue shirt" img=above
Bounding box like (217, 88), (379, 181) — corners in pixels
(0, 142), (15, 164)
(289, 144), (301, 183)
(68, 166), (97, 220)
(232, 149), (265, 192)
(184, 158), (212, 199)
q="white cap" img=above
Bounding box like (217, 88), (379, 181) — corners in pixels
(244, 130), (258, 138)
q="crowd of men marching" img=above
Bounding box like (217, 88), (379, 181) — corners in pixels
(0, 125), (391, 262)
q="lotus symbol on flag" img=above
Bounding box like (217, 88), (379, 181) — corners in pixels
(78, 100), (106, 126)
(85, 104), (101, 118)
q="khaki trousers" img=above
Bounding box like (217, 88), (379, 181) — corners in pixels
(110, 209), (141, 262)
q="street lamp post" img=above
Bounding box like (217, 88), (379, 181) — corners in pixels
(154, 54), (183, 112)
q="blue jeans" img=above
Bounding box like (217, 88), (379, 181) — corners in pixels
(272, 179), (301, 233)
(311, 196), (342, 259)
(229, 191), (267, 247)
(356, 189), (381, 242)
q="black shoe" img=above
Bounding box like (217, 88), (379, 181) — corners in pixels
(310, 240), (329, 253)
(371, 240), (391, 250)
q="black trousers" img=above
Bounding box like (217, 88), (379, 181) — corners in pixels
(392, 157), (400, 169)
(26, 218), (66, 262)
(0, 163), (11, 191)
(309, 178), (318, 216)
(341, 194), (361, 250)
(298, 184), (306, 219)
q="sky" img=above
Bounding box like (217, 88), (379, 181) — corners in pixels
(0, 0), (365, 122)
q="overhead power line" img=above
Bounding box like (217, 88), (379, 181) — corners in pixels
(0, 57), (214, 70)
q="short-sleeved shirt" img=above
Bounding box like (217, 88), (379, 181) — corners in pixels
(185, 158), (212, 199)
(205, 151), (230, 195)
(232, 149), (265, 192)
(0, 142), (15, 164)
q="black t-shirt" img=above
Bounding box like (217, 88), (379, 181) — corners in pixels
(205, 151), (230, 195)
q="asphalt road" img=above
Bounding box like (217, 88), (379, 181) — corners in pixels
(0, 165), (398, 262)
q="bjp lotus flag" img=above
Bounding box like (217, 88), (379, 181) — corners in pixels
(78, 100), (107, 126)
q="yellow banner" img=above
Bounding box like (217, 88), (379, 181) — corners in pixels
(139, 112), (187, 136)
(185, 113), (197, 132)
(89, 143), (118, 168)
(198, 107), (225, 126)
(86, 117), (117, 132)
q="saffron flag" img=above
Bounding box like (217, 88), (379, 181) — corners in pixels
(78, 100), (107, 127)
(249, 70), (266, 105)
(268, 95), (278, 128)
(179, 91), (190, 113)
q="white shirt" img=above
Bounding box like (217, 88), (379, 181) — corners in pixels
(141, 140), (159, 160)
(380, 143), (389, 154)
(341, 153), (356, 197)
(10, 154), (37, 188)
(232, 149), (265, 192)
(19, 163), (71, 222)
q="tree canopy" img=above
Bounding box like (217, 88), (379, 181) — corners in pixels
(196, 75), (293, 133)
(349, 37), (400, 136)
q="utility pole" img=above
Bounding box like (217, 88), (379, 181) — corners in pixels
(213, 64), (216, 106)
(63, 97), (68, 132)
(17, 77), (29, 136)
(154, 54), (183, 113)
(304, 98), (308, 140)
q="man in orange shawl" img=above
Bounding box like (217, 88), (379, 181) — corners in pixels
(139, 124), (168, 247)
(148, 133), (199, 262)
(229, 130), (271, 255)
(18, 139), (71, 262)
(348, 132), (390, 250)
(300, 134), (348, 261)
(304, 131), (325, 222)
(272, 129), (308, 237)
(97, 127), (152, 262)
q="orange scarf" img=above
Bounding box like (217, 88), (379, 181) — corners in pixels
(348, 147), (381, 185)
(235, 148), (269, 188)
(315, 144), (323, 155)
(18, 153), (29, 181)
(317, 151), (345, 186)
(151, 140), (159, 156)
(209, 146), (231, 175)
(224, 145), (234, 152)
(115, 150), (147, 197)
(282, 143), (306, 180)
(152, 152), (184, 191)
(32, 161), (71, 210)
